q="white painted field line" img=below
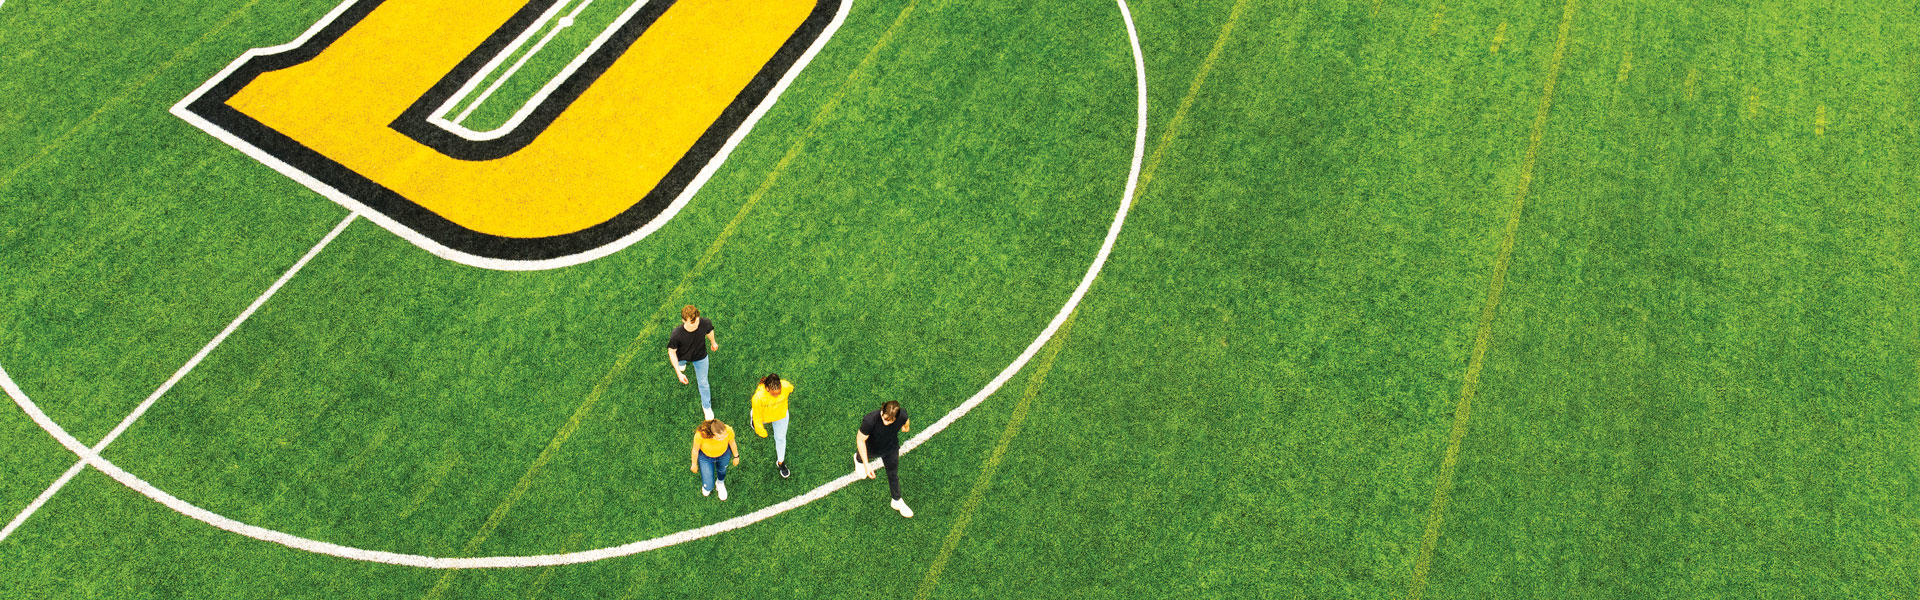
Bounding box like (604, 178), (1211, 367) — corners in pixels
(447, 0), (596, 127)
(0, 213), (356, 543)
(0, 461), (83, 542)
(426, 0), (652, 142)
(5, 0), (1147, 568)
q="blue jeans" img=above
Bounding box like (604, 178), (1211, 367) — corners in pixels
(678, 357), (711, 412)
(767, 417), (789, 463)
(699, 448), (732, 492)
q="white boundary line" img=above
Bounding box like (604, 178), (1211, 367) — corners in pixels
(169, 0), (853, 271)
(429, 0), (611, 139)
(0, 214), (358, 543)
(4, 0), (1148, 569)
(434, 0), (586, 131)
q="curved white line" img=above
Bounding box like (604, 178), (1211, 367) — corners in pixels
(13, 0), (1149, 569)
(0, 214), (358, 543)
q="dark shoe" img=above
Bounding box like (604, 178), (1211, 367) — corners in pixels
(778, 462), (791, 479)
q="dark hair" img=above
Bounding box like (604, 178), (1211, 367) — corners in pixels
(881, 400), (900, 420)
(699, 419), (727, 438)
(681, 304), (700, 322)
(761, 373), (782, 390)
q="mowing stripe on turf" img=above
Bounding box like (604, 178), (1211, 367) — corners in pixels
(0, 213), (356, 544)
(913, 1), (1247, 592)
(1404, 1), (1578, 598)
(1134, 0), (1248, 205)
(0, 0), (262, 194)
(912, 310), (1077, 600)
(425, 2), (926, 593)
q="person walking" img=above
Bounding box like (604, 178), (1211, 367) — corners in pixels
(666, 304), (719, 420)
(690, 419), (740, 500)
(750, 373), (795, 478)
(854, 400), (912, 518)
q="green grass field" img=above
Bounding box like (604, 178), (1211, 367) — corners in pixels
(2, 0), (1917, 597)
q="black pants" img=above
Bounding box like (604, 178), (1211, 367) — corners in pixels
(856, 449), (902, 500)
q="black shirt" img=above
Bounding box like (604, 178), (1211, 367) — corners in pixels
(859, 407), (910, 457)
(667, 318), (713, 362)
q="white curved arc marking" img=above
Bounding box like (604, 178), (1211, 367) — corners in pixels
(7, 0), (1148, 569)
(0, 214), (358, 544)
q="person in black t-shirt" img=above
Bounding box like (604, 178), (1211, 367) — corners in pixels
(665, 304), (720, 420)
(854, 400), (913, 518)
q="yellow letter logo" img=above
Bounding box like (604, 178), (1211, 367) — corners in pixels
(175, 0), (849, 269)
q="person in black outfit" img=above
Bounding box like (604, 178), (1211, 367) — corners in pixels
(854, 400), (913, 518)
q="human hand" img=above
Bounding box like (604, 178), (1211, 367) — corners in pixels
(710, 342), (720, 352)
(690, 463), (699, 474)
(730, 457), (739, 467)
(863, 464), (876, 480)
(677, 371), (689, 385)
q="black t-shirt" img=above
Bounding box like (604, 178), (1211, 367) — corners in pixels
(859, 407), (910, 457)
(667, 318), (713, 362)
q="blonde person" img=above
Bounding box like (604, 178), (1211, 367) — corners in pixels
(750, 373), (795, 478)
(690, 419), (740, 500)
(666, 304), (720, 420)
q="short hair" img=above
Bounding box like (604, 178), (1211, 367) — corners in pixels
(681, 304), (700, 322)
(761, 373), (782, 390)
(880, 400), (900, 420)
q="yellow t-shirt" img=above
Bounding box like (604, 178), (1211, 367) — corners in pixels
(751, 382), (794, 427)
(695, 425), (733, 458)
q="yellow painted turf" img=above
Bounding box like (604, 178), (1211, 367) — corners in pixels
(230, 0), (814, 238)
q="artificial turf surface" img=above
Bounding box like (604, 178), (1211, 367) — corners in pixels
(1, 0), (1916, 598)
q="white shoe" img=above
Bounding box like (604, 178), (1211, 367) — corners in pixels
(701, 486), (710, 497)
(716, 481), (729, 501)
(891, 498), (914, 518)
(702, 407), (714, 420)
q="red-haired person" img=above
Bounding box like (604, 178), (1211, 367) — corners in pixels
(666, 304), (719, 420)
(690, 419), (740, 500)
(854, 401), (912, 518)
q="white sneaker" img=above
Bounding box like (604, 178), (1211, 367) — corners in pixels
(716, 481), (729, 501)
(702, 407), (714, 420)
(891, 498), (914, 518)
(701, 485), (710, 497)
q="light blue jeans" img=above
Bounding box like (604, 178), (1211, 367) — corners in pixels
(698, 448), (732, 493)
(678, 357), (711, 412)
(767, 417), (789, 463)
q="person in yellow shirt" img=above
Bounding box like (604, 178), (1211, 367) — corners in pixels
(690, 419), (740, 500)
(750, 373), (795, 478)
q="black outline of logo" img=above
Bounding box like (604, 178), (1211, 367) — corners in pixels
(182, 0), (842, 262)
